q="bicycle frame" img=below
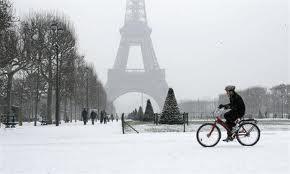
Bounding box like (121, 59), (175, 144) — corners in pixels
(207, 116), (230, 138)
(207, 116), (258, 138)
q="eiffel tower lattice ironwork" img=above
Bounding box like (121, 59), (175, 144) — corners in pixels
(106, 0), (168, 110)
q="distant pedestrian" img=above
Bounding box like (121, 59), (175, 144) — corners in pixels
(103, 111), (107, 124)
(81, 108), (88, 125)
(110, 114), (114, 122)
(90, 111), (97, 125)
(107, 115), (110, 122)
(100, 111), (104, 124)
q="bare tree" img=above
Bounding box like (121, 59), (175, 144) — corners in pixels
(21, 12), (77, 124)
(0, 0), (14, 32)
(271, 84), (288, 118)
(1, 8), (110, 124)
(0, 28), (33, 117)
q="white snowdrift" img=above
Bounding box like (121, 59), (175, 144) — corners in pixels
(0, 122), (289, 174)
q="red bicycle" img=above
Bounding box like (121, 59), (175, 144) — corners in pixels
(196, 109), (260, 147)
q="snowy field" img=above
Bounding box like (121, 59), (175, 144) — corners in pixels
(124, 119), (290, 133)
(1, 121), (289, 174)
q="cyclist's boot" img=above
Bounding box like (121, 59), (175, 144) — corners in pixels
(223, 132), (234, 142)
(223, 136), (234, 142)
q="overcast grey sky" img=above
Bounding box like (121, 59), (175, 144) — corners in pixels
(12, 0), (289, 113)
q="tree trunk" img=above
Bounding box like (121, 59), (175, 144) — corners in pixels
(30, 100), (33, 122)
(34, 67), (40, 126)
(74, 98), (77, 122)
(6, 73), (13, 117)
(70, 96), (73, 122)
(19, 89), (23, 126)
(46, 58), (53, 124)
(46, 83), (52, 124)
(64, 96), (67, 122)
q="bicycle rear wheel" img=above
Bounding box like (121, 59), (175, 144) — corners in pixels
(196, 123), (221, 147)
(236, 122), (260, 146)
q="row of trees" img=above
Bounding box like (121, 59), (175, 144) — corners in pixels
(127, 99), (155, 121)
(218, 84), (289, 118)
(0, 0), (113, 124)
(127, 88), (184, 124)
(179, 84), (289, 119)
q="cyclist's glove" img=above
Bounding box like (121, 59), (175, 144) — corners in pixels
(218, 104), (224, 109)
(224, 105), (230, 109)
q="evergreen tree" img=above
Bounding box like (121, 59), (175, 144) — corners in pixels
(143, 99), (154, 121)
(134, 108), (138, 120)
(159, 88), (183, 124)
(134, 109), (137, 114)
(137, 106), (143, 121)
(127, 110), (134, 120)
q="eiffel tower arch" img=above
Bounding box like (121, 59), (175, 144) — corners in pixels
(106, 0), (168, 110)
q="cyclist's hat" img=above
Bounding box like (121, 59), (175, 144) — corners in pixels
(225, 85), (235, 91)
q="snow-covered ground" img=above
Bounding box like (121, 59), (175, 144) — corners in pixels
(1, 121), (289, 174)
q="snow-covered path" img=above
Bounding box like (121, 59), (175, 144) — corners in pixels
(1, 121), (289, 174)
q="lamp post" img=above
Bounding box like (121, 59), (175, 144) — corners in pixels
(51, 22), (63, 126)
(55, 44), (60, 126)
(86, 67), (89, 110)
(97, 85), (100, 119)
(32, 30), (41, 127)
(74, 68), (77, 123)
(34, 53), (40, 126)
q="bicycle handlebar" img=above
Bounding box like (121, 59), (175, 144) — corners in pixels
(213, 108), (225, 116)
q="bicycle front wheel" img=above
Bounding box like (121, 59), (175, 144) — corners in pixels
(236, 122), (260, 146)
(196, 123), (221, 147)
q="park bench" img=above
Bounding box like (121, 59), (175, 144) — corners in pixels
(40, 120), (48, 125)
(1, 115), (18, 128)
(4, 121), (18, 128)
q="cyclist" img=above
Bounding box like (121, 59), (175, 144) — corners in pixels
(218, 85), (245, 142)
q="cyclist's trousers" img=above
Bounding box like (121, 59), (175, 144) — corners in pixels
(224, 110), (241, 130)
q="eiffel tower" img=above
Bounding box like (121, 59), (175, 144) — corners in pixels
(106, 0), (168, 110)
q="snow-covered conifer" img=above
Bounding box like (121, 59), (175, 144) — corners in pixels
(159, 88), (183, 124)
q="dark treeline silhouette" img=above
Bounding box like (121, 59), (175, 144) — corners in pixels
(127, 89), (184, 125)
(127, 107), (141, 121)
(127, 99), (155, 122)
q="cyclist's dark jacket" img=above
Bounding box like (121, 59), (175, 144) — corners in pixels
(225, 92), (245, 117)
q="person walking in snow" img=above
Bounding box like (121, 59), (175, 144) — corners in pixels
(110, 114), (114, 122)
(90, 111), (97, 125)
(81, 108), (88, 125)
(218, 85), (245, 142)
(103, 111), (107, 124)
(100, 110), (104, 124)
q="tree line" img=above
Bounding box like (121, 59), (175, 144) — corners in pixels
(127, 99), (155, 121)
(179, 84), (289, 119)
(219, 84), (289, 119)
(127, 88), (184, 124)
(0, 0), (114, 124)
